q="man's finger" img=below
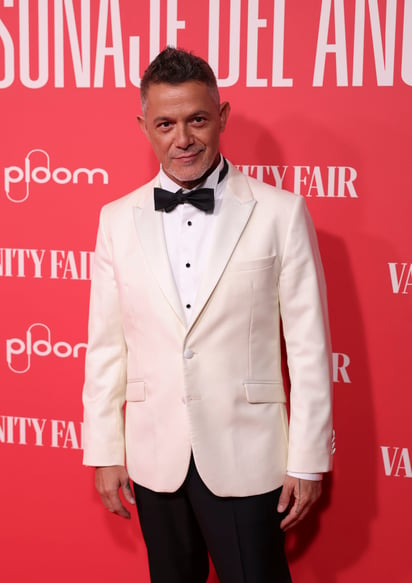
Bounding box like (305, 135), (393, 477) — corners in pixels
(121, 480), (136, 505)
(277, 481), (293, 513)
(280, 500), (311, 531)
(101, 491), (131, 519)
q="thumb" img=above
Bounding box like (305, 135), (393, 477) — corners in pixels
(277, 481), (293, 513)
(121, 480), (136, 505)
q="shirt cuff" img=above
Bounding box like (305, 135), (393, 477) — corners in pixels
(287, 471), (323, 481)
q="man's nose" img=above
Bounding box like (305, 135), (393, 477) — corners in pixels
(174, 124), (193, 149)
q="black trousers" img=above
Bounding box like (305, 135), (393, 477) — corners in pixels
(133, 456), (292, 583)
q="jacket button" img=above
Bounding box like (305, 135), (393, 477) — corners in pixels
(183, 348), (194, 359)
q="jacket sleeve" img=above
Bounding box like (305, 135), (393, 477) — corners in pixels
(82, 206), (127, 467)
(278, 195), (333, 473)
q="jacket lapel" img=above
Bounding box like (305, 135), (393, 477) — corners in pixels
(133, 179), (186, 326)
(187, 168), (256, 333)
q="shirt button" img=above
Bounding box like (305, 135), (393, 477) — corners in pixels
(183, 349), (194, 359)
(186, 304), (191, 309)
(186, 263), (191, 268)
(187, 221), (192, 226)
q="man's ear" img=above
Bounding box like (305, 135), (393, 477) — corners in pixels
(219, 101), (231, 132)
(136, 115), (147, 136)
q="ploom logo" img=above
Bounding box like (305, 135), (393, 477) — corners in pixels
(4, 149), (109, 202)
(388, 263), (412, 294)
(6, 323), (87, 374)
(381, 446), (412, 478)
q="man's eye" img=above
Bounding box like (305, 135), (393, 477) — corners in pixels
(158, 121), (172, 129)
(192, 117), (206, 124)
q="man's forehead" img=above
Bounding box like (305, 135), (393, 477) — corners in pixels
(144, 81), (219, 111)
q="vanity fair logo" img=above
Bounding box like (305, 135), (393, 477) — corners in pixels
(381, 446), (412, 478)
(6, 323), (87, 374)
(333, 352), (351, 383)
(3, 149), (109, 202)
(388, 263), (412, 294)
(0, 248), (94, 280)
(0, 414), (83, 450)
(237, 165), (359, 198)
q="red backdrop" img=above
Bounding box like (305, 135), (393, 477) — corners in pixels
(1, 1), (411, 581)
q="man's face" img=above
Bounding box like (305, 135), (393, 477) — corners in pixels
(138, 81), (230, 189)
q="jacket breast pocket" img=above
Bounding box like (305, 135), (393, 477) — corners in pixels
(243, 381), (286, 404)
(228, 255), (276, 272)
(126, 380), (146, 402)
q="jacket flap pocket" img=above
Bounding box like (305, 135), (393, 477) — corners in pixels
(126, 380), (146, 402)
(243, 381), (286, 403)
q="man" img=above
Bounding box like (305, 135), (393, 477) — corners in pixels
(83, 47), (333, 583)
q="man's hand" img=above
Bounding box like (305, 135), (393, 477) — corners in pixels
(277, 475), (322, 531)
(95, 465), (136, 519)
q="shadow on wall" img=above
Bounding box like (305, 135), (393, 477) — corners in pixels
(221, 113), (285, 173)
(288, 231), (377, 582)
(221, 113), (378, 582)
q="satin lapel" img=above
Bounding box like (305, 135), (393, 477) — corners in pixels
(187, 182), (256, 333)
(133, 190), (186, 326)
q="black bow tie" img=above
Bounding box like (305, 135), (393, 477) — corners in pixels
(154, 187), (214, 213)
(154, 158), (228, 214)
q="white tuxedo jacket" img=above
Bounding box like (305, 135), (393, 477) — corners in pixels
(83, 162), (333, 497)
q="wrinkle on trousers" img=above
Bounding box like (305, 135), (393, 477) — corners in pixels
(133, 455), (292, 583)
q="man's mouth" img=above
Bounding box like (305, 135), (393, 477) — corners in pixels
(173, 150), (204, 162)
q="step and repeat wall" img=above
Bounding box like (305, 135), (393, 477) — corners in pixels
(1, 1), (411, 582)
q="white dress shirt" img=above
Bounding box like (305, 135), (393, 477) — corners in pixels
(160, 158), (224, 326)
(158, 158), (321, 482)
